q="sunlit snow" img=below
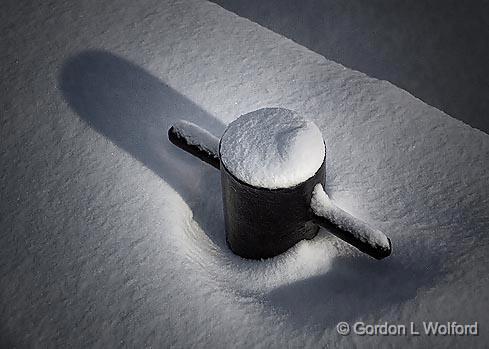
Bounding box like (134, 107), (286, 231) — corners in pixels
(1, 0), (488, 347)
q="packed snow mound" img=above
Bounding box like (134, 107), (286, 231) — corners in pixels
(311, 183), (390, 249)
(220, 108), (325, 188)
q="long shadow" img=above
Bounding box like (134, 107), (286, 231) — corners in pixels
(59, 50), (227, 248)
(211, 0), (489, 134)
(262, 243), (442, 329)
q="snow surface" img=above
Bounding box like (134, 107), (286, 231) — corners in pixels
(220, 108), (325, 188)
(1, 0), (489, 347)
(212, 0), (489, 134)
(172, 120), (220, 158)
(311, 183), (390, 250)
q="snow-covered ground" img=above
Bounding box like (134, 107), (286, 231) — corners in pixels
(1, 0), (488, 347)
(213, 0), (489, 134)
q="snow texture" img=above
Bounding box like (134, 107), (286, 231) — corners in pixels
(311, 184), (390, 250)
(1, 0), (489, 348)
(220, 108), (325, 188)
(172, 120), (220, 158)
(212, 0), (489, 134)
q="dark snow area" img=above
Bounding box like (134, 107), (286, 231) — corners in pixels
(213, 0), (489, 133)
(1, 0), (488, 347)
